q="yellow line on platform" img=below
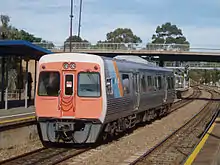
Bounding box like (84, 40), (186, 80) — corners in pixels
(184, 118), (219, 165)
(0, 116), (35, 125)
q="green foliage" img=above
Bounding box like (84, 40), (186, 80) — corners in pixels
(64, 35), (89, 50)
(95, 28), (142, 50)
(65, 35), (88, 43)
(0, 14), (54, 48)
(147, 22), (190, 51)
(189, 69), (220, 84)
(0, 14), (54, 91)
(104, 28), (142, 43)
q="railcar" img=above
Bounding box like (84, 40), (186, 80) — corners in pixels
(174, 73), (185, 89)
(35, 53), (175, 146)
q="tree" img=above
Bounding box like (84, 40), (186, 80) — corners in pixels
(64, 35), (89, 50)
(96, 28), (142, 50)
(0, 14), (55, 92)
(147, 22), (190, 51)
(189, 69), (220, 85)
(65, 35), (88, 43)
(105, 28), (142, 43)
(0, 14), (54, 48)
(0, 15), (10, 39)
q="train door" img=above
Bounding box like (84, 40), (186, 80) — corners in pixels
(59, 71), (75, 117)
(163, 75), (168, 103)
(133, 73), (140, 111)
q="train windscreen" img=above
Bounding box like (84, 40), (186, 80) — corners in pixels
(37, 71), (60, 96)
(77, 72), (101, 97)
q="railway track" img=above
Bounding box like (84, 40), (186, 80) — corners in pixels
(170, 87), (201, 113)
(0, 147), (90, 165)
(0, 87), (202, 165)
(129, 88), (220, 165)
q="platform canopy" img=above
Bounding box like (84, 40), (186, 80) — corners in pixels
(0, 40), (53, 59)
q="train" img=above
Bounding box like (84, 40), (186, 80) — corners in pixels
(35, 53), (176, 146)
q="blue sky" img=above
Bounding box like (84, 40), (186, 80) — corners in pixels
(0, 0), (220, 48)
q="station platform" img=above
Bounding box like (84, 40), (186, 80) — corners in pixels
(0, 100), (35, 126)
(184, 113), (220, 165)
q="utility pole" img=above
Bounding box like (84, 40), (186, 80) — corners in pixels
(69, 0), (74, 52)
(78, 0), (83, 38)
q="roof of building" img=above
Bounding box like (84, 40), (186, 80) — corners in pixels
(0, 40), (53, 59)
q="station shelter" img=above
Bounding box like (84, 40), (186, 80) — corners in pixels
(0, 40), (53, 110)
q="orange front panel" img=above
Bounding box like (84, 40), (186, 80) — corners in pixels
(35, 61), (103, 119)
(35, 97), (60, 118)
(75, 98), (102, 119)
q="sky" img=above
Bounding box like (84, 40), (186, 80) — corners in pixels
(0, 0), (220, 48)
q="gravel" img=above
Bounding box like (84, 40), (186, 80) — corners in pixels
(0, 139), (43, 161)
(62, 89), (211, 165)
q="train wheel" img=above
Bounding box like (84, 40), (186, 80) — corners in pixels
(41, 141), (54, 148)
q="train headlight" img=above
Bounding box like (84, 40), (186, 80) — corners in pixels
(70, 62), (76, 69)
(63, 62), (69, 69)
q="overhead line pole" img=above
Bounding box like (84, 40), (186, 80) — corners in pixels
(69, 0), (74, 52)
(78, 0), (83, 38)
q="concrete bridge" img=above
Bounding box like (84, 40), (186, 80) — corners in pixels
(34, 42), (220, 62)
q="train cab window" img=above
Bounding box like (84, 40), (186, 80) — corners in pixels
(78, 72), (101, 97)
(38, 71), (60, 96)
(106, 78), (113, 95)
(158, 76), (162, 90)
(65, 75), (74, 95)
(122, 74), (130, 94)
(141, 75), (146, 92)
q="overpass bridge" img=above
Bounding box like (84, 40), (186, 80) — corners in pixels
(165, 66), (220, 70)
(164, 62), (220, 70)
(34, 42), (220, 63)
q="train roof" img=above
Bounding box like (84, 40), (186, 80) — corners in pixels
(101, 55), (173, 73)
(39, 53), (173, 73)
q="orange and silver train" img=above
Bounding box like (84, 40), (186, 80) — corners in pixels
(35, 53), (175, 146)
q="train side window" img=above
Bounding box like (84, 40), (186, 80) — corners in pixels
(158, 76), (162, 90)
(167, 77), (171, 89)
(65, 74), (74, 95)
(106, 78), (113, 95)
(122, 74), (130, 94)
(141, 75), (147, 92)
(147, 76), (152, 86)
(171, 77), (174, 88)
(154, 77), (158, 89)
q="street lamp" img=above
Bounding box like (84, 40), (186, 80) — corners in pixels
(78, 0), (83, 38)
(69, 0), (74, 52)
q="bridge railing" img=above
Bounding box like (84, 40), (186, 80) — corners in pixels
(164, 62), (220, 68)
(32, 42), (220, 53)
(33, 42), (192, 52)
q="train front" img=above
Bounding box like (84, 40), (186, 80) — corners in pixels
(35, 53), (106, 146)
